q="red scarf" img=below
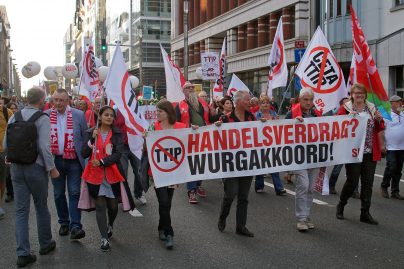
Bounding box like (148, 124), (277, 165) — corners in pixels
(50, 106), (76, 159)
(82, 130), (124, 185)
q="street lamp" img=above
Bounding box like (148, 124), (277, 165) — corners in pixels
(137, 25), (144, 88)
(184, 0), (189, 80)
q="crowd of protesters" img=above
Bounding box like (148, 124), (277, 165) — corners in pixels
(0, 82), (403, 267)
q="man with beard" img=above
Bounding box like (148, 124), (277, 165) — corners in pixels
(175, 81), (214, 204)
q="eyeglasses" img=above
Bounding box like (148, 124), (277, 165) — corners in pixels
(352, 91), (365, 95)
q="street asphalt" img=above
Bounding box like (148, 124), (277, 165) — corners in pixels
(0, 159), (403, 269)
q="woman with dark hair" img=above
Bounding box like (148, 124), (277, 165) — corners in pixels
(147, 100), (186, 249)
(81, 106), (135, 251)
(7, 102), (18, 114)
(336, 83), (385, 225)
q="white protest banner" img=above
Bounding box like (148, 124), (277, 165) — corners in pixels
(146, 115), (368, 188)
(138, 105), (157, 125)
(201, 52), (219, 80)
(161, 44), (185, 102)
(267, 17), (288, 98)
(227, 74), (250, 96)
(81, 45), (100, 101)
(295, 27), (348, 114)
(104, 45), (149, 159)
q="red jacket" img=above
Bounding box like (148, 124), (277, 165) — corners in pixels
(337, 104), (385, 161)
(176, 98), (210, 127)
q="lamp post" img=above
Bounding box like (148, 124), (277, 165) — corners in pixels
(184, 0), (189, 80)
(137, 25), (144, 88)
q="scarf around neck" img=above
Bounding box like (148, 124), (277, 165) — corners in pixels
(50, 106), (76, 159)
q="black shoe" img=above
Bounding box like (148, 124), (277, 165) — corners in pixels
(70, 228), (86, 240)
(329, 186), (337, 195)
(39, 240), (56, 255)
(100, 238), (110, 252)
(381, 188), (389, 198)
(17, 254), (36, 267)
(59, 225), (69, 236)
(165, 235), (174, 249)
(5, 194), (13, 203)
(276, 189), (287, 196)
(218, 218), (226, 232)
(391, 192), (404, 200)
(236, 227), (254, 237)
(336, 202), (345, 220)
(360, 211), (378, 225)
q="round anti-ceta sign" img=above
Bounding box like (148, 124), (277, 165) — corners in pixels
(300, 46), (343, 94)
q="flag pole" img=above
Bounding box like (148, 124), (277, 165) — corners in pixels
(277, 64), (297, 115)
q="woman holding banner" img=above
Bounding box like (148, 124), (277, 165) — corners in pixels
(81, 106), (135, 251)
(148, 100), (186, 249)
(217, 90), (255, 237)
(254, 96), (287, 196)
(336, 83), (385, 225)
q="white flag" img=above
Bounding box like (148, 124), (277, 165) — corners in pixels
(160, 45), (185, 103)
(104, 45), (149, 159)
(81, 45), (100, 101)
(347, 53), (356, 89)
(267, 18), (288, 98)
(213, 38), (226, 99)
(295, 26), (348, 114)
(227, 74), (250, 96)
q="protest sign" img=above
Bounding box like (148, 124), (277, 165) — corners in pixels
(146, 115), (368, 187)
(138, 105), (157, 125)
(201, 52), (219, 80)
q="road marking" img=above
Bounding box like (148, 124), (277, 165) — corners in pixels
(263, 181), (329, 205)
(374, 174), (404, 183)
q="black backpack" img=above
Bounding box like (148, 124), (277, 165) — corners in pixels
(6, 111), (45, 164)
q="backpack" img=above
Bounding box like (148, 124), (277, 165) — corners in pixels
(6, 110), (45, 164)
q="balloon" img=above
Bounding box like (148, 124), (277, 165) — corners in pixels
(44, 66), (58, 80)
(98, 66), (109, 83)
(94, 57), (103, 70)
(129, 76), (139, 89)
(62, 63), (78, 79)
(22, 61), (41, 78)
(196, 67), (203, 79)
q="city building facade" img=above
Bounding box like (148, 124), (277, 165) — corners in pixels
(170, 0), (313, 100)
(319, 0), (404, 98)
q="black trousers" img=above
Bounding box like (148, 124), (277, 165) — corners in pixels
(155, 187), (174, 236)
(381, 150), (404, 194)
(340, 154), (377, 211)
(219, 176), (253, 229)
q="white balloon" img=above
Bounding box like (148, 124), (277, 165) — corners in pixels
(98, 66), (109, 83)
(94, 57), (103, 70)
(62, 63), (78, 79)
(22, 61), (41, 78)
(129, 76), (139, 89)
(196, 67), (203, 79)
(44, 66), (58, 80)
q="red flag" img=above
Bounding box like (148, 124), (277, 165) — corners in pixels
(350, 5), (391, 118)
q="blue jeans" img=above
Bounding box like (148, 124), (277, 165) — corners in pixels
(51, 156), (83, 230)
(381, 150), (404, 193)
(187, 180), (202, 192)
(121, 144), (144, 198)
(11, 163), (53, 256)
(255, 173), (284, 192)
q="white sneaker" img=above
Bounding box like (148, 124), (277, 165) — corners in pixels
(100, 238), (110, 252)
(129, 208), (143, 217)
(296, 221), (308, 232)
(137, 193), (147, 205)
(0, 207), (5, 220)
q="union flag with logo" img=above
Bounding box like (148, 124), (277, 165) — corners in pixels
(295, 27), (348, 114)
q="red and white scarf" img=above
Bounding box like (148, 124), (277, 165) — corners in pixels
(50, 106), (77, 159)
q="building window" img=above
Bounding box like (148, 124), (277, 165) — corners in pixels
(346, 0), (352, 15)
(396, 66), (404, 89)
(329, 0), (334, 18)
(337, 0), (342, 16)
(396, 0), (404, 7)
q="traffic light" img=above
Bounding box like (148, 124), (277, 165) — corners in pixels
(101, 39), (107, 51)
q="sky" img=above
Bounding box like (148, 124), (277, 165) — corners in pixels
(0, 0), (75, 95)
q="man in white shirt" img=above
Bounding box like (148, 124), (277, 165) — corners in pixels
(381, 95), (404, 200)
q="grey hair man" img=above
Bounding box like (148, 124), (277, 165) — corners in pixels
(285, 88), (321, 232)
(4, 87), (60, 267)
